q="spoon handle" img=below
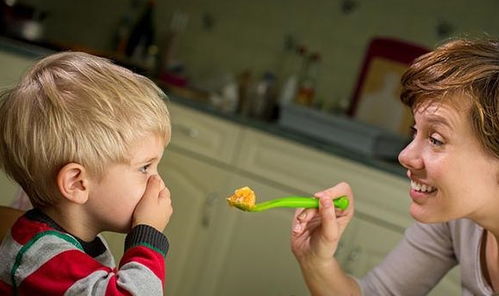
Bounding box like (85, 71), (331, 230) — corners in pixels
(253, 196), (349, 212)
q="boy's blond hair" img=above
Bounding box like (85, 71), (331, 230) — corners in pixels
(0, 51), (170, 208)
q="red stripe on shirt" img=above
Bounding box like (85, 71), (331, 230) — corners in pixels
(11, 216), (53, 245)
(18, 249), (112, 296)
(120, 246), (165, 283)
(0, 279), (12, 295)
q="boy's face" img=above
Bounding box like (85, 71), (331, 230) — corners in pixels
(86, 133), (167, 233)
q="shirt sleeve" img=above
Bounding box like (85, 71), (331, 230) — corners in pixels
(14, 225), (169, 296)
(357, 222), (458, 296)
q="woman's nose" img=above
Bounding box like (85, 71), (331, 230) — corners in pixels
(398, 140), (424, 170)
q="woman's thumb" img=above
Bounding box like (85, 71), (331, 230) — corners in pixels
(319, 196), (337, 242)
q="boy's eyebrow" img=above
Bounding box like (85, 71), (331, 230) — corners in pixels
(135, 156), (159, 165)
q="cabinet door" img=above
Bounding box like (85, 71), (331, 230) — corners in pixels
(167, 102), (241, 164)
(0, 50), (36, 88)
(159, 149), (235, 296)
(338, 217), (403, 276)
(0, 51), (37, 206)
(235, 128), (412, 229)
(338, 218), (461, 295)
(199, 177), (309, 296)
(0, 171), (19, 206)
(428, 266), (461, 296)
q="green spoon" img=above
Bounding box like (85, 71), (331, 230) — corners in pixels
(229, 195), (349, 212)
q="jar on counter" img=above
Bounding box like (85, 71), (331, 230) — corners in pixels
(249, 71), (277, 121)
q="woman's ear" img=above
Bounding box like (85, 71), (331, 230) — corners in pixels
(57, 163), (90, 205)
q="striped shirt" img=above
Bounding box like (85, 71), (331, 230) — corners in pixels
(0, 209), (169, 295)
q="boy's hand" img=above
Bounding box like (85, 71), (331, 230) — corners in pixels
(132, 175), (173, 232)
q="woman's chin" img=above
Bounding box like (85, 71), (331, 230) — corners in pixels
(409, 204), (440, 223)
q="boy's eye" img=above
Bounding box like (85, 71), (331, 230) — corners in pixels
(139, 164), (151, 174)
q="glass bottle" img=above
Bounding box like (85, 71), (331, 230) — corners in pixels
(125, 0), (156, 69)
(295, 52), (321, 107)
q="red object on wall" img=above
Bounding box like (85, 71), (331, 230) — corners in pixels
(347, 37), (429, 117)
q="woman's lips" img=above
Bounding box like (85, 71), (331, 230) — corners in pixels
(409, 180), (437, 204)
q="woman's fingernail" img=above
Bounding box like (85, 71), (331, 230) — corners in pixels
(298, 212), (307, 219)
(293, 223), (302, 233)
(321, 198), (332, 208)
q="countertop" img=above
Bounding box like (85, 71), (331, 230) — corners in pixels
(167, 94), (406, 178)
(0, 35), (406, 178)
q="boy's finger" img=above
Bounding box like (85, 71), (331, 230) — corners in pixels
(158, 187), (171, 203)
(143, 175), (161, 199)
(158, 177), (166, 192)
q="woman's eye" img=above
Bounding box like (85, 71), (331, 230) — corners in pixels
(409, 126), (417, 139)
(429, 135), (444, 146)
(139, 164), (150, 174)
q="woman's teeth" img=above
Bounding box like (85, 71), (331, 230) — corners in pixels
(411, 180), (436, 193)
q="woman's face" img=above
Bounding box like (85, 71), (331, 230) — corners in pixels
(398, 99), (499, 224)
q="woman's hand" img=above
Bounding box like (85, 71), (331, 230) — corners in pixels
(291, 182), (354, 266)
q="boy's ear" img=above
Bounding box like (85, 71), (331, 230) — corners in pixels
(57, 163), (90, 205)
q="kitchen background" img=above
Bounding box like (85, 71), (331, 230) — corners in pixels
(3, 0), (498, 120)
(1, 1), (498, 295)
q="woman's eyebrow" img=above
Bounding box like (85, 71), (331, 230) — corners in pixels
(424, 114), (454, 129)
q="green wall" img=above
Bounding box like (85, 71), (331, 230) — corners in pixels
(16, 0), (499, 111)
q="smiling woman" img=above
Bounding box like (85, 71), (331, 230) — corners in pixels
(399, 100), (497, 223)
(290, 37), (499, 296)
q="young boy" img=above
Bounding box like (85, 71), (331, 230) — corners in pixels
(0, 51), (173, 295)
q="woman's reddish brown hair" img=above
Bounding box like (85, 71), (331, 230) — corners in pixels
(401, 38), (499, 157)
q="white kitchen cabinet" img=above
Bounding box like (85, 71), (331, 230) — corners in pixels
(230, 126), (460, 295)
(338, 217), (403, 277)
(337, 217), (460, 295)
(0, 49), (38, 207)
(106, 102), (462, 296)
(0, 171), (18, 206)
(229, 127), (409, 292)
(233, 127), (413, 229)
(429, 267), (461, 296)
(192, 176), (309, 296)
(0, 48), (37, 88)
(159, 149), (236, 296)
(167, 102), (242, 165)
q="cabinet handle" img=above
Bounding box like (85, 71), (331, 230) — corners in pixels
(335, 241), (345, 257)
(343, 246), (361, 275)
(347, 247), (361, 262)
(201, 192), (218, 228)
(173, 124), (199, 138)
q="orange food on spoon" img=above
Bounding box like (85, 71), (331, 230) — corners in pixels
(226, 186), (256, 211)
